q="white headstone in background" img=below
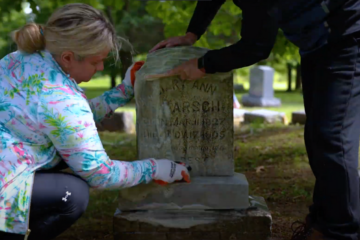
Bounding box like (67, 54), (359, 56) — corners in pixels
(241, 66), (281, 107)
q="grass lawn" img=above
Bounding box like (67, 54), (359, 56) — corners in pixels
(235, 90), (304, 122)
(55, 125), (313, 240)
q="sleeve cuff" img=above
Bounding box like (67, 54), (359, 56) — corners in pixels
(186, 28), (203, 40)
(198, 52), (217, 74)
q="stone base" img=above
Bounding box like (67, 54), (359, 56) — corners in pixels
(96, 112), (135, 133)
(234, 117), (242, 129)
(117, 173), (249, 210)
(241, 95), (281, 107)
(113, 196), (272, 240)
(244, 109), (287, 124)
(234, 84), (245, 91)
(233, 109), (249, 122)
(234, 109), (250, 128)
(291, 110), (306, 125)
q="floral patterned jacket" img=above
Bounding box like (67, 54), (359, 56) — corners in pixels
(0, 50), (156, 237)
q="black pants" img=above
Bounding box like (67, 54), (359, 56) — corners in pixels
(0, 162), (89, 240)
(302, 31), (360, 240)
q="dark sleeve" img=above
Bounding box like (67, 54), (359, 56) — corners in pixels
(186, 0), (226, 40)
(199, 3), (279, 73)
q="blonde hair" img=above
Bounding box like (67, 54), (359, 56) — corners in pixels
(11, 3), (123, 62)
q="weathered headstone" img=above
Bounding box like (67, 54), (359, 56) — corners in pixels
(244, 109), (287, 124)
(96, 111), (135, 133)
(135, 58), (234, 176)
(113, 46), (271, 240)
(234, 109), (249, 123)
(291, 110), (306, 125)
(234, 83), (245, 91)
(241, 66), (281, 107)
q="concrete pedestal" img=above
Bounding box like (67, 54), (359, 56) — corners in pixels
(241, 95), (281, 107)
(117, 173), (249, 210)
(291, 111), (306, 125)
(113, 174), (272, 240)
(113, 196), (271, 240)
(244, 109), (286, 124)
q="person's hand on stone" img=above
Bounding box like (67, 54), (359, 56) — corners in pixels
(153, 159), (191, 185)
(145, 58), (205, 81)
(122, 61), (145, 87)
(149, 32), (198, 53)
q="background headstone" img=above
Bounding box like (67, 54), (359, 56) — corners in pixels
(291, 110), (306, 125)
(244, 109), (287, 124)
(234, 83), (245, 91)
(234, 108), (249, 123)
(96, 112), (135, 133)
(241, 66), (281, 107)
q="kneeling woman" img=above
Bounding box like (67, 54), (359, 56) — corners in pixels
(0, 3), (190, 240)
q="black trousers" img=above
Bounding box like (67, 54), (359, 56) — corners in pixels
(0, 162), (89, 240)
(302, 31), (360, 240)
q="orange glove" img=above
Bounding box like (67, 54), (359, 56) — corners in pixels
(123, 61), (145, 87)
(153, 159), (191, 186)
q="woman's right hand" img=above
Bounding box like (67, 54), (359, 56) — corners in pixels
(149, 32), (198, 53)
(153, 159), (191, 185)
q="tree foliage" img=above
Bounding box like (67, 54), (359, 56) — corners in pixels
(0, 2), (30, 58)
(0, 0), (301, 84)
(146, 1), (300, 74)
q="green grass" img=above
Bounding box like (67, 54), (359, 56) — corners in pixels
(235, 90), (304, 121)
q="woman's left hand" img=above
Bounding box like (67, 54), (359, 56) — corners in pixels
(145, 58), (205, 81)
(123, 61), (145, 86)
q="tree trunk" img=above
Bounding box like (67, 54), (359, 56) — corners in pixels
(120, 50), (133, 81)
(287, 63), (292, 92)
(104, 1), (133, 84)
(119, 0), (132, 81)
(295, 63), (302, 90)
(110, 73), (116, 89)
(105, 6), (117, 89)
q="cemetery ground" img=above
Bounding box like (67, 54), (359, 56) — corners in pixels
(56, 78), (312, 240)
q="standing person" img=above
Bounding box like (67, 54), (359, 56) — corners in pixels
(149, 0), (360, 239)
(0, 3), (190, 240)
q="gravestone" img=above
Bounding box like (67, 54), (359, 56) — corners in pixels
(234, 109), (249, 125)
(96, 112), (135, 133)
(234, 83), (245, 91)
(113, 46), (271, 240)
(135, 63), (234, 176)
(241, 66), (281, 107)
(291, 110), (306, 125)
(244, 109), (287, 125)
